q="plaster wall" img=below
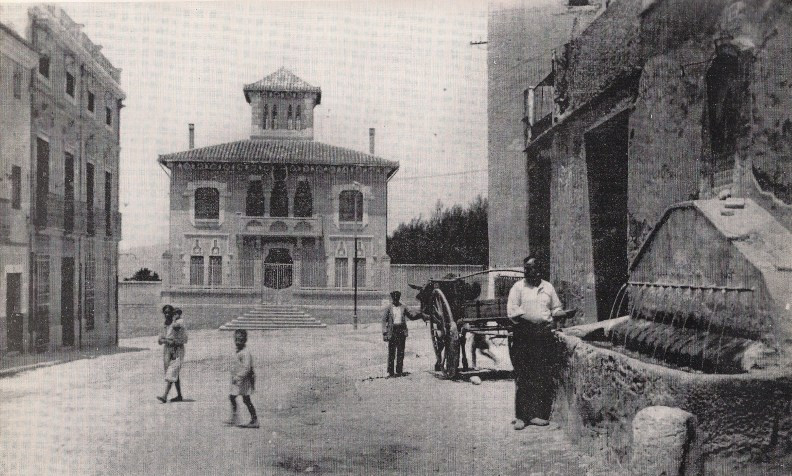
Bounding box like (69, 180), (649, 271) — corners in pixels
(550, 332), (792, 471)
(487, 0), (601, 268)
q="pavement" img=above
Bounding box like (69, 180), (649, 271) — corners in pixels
(0, 322), (618, 475)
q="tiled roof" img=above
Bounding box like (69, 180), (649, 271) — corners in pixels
(159, 139), (399, 170)
(243, 67), (322, 104)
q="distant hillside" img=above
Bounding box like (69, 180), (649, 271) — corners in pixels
(119, 243), (169, 280)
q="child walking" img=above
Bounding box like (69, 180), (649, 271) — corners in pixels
(157, 307), (187, 403)
(225, 329), (259, 428)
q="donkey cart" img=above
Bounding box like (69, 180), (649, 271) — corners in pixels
(410, 269), (524, 379)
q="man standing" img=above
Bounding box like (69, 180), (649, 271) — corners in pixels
(507, 256), (572, 430)
(382, 291), (419, 377)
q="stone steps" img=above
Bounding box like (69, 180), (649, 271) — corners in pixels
(219, 304), (326, 331)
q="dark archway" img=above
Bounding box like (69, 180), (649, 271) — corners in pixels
(585, 111), (629, 321)
(263, 248), (293, 289)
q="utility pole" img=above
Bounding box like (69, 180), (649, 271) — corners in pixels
(352, 181), (362, 330)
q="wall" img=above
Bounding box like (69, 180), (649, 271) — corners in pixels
(0, 26), (36, 353)
(487, 0), (602, 268)
(120, 264), (485, 336)
(550, 332), (792, 472)
(520, 0), (792, 326)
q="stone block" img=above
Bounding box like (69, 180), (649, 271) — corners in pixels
(631, 406), (702, 476)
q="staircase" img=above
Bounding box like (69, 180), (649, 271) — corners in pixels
(219, 304), (326, 331)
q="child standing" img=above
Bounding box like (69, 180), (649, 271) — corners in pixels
(157, 308), (187, 403)
(225, 329), (259, 428)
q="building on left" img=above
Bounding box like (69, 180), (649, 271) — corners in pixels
(0, 5), (125, 354)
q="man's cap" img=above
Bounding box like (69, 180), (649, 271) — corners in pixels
(162, 304), (174, 313)
(390, 291), (401, 298)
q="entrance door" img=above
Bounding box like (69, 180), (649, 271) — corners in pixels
(61, 258), (75, 346)
(6, 273), (23, 352)
(585, 112), (629, 321)
(262, 248), (293, 303)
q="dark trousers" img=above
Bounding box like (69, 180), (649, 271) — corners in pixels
(512, 322), (555, 421)
(387, 325), (407, 375)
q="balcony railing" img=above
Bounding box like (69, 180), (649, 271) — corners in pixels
(32, 195), (120, 238)
(0, 199), (13, 242)
(236, 214), (323, 237)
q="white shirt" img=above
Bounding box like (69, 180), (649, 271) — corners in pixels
(507, 279), (562, 323)
(392, 305), (404, 325)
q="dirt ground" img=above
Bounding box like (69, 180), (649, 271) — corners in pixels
(0, 322), (615, 475)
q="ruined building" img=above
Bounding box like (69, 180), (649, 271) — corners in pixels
(0, 5), (125, 353)
(518, 0), (792, 323)
(500, 0), (792, 470)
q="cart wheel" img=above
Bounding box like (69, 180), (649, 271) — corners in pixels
(429, 290), (447, 371)
(444, 320), (460, 379)
(431, 289), (459, 378)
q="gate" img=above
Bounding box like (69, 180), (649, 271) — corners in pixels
(261, 262), (293, 304)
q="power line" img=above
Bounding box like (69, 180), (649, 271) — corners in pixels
(390, 169), (487, 182)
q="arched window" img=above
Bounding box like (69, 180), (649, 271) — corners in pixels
(294, 180), (313, 217)
(195, 188), (219, 219)
(270, 169), (289, 217)
(287, 105), (293, 130)
(339, 190), (363, 222)
(296, 104), (302, 130)
(272, 105), (278, 129)
(245, 180), (265, 216)
(263, 104), (269, 130)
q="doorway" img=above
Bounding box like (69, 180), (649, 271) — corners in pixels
(263, 248), (293, 290)
(528, 152), (551, 278)
(585, 112), (629, 321)
(61, 258), (75, 346)
(6, 273), (23, 352)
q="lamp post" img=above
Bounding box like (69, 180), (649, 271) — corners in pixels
(352, 181), (361, 330)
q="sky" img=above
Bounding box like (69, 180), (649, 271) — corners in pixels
(3, 0), (489, 249)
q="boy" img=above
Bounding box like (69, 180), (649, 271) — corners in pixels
(225, 329), (259, 428)
(471, 333), (498, 369)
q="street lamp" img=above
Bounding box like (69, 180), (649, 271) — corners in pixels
(352, 180), (362, 330)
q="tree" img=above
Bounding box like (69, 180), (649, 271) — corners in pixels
(387, 195), (488, 265)
(126, 267), (161, 281)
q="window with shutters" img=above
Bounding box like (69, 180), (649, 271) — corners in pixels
(339, 190), (363, 222)
(195, 188), (220, 219)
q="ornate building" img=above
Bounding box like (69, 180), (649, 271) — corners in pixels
(0, 5), (124, 353)
(159, 68), (398, 322)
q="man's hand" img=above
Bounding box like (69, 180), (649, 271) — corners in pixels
(552, 308), (578, 320)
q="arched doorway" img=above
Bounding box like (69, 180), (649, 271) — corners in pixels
(263, 248), (293, 290)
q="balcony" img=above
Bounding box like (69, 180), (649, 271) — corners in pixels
(0, 199), (14, 243)
(235, 214), (323, 237)
(32, 195), (120, 239)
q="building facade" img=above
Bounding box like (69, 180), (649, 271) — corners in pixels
(159, 68), (398, 321)
(0, 5), (125, 353)
(487, 0), (603, 268)
(0, 24), (37, 354)
(511, 0), (792, 323)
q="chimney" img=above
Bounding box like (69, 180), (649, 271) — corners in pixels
(369, 128), (375, 155)
(188, 123), (195, 149)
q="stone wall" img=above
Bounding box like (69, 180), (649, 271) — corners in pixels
(549, 331), (792, 472)
(519, 0), (792, 325)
